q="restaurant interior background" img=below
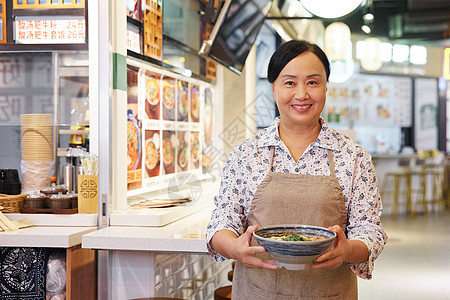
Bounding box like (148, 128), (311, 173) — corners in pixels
(0, 0), (449, 299)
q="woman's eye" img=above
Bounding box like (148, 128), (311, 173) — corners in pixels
(284, 81), (295, 86)
(307, 80), (318, 85)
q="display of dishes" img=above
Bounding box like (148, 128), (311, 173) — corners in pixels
(178, 87), (189, 121)
(162, 139), (174, 165)
(163, 83), (175, 110)
(178, 147), (188, 170)
(127, 111), (141, 171)
(146, 76), (160, 105)
(190, 85), (199, 121)
(145, 140), (159, 171)
(253, 225), (336, 271)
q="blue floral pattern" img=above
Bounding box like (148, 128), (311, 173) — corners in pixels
(206, 117), (387, 279)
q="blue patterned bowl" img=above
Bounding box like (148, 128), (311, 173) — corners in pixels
(253, 225), (336, 270)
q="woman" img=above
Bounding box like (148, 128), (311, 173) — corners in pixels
(206, 40), (387, 299)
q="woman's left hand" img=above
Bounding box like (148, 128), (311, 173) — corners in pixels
(311, 225), (349, 269)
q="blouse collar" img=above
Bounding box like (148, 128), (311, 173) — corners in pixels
(258, 117), (341, 152)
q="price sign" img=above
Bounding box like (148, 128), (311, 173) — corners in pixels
(14, 16), (86, 44)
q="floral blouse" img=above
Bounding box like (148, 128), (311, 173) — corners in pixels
(206, 117), (388, 279)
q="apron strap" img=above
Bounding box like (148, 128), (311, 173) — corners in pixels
(328, 149), (336, 177)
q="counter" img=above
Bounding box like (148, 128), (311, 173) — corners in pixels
(82, 204), (231, 300)
(83, 206), (211, 252)
(0, 226), (96, 248)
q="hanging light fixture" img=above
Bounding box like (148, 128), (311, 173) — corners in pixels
(361, 37), (382, 71)
(325, 22), (351, 61)
(300, 0), (364, 19)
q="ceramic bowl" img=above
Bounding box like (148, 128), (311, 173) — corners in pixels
(253, 225), (336, 271)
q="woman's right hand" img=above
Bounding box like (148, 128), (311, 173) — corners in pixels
(211, 225), (278, 270)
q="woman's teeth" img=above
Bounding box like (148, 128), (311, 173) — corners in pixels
(292, 104), (312, 109)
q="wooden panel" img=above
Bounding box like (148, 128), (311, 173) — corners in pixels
(66, 245), (97, 300)
(13, 0), (85, 9)
(0, 0), (6, 43)
(143, 0), (162, 61)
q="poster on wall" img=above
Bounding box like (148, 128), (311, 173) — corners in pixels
(144, 71), (161, 120)
(127, 66), (143, 190)
(326, 74), (412, 127)
(414, 77), (438, 151)
(162, 76), (176, 121)
(126, 61), (213, 194)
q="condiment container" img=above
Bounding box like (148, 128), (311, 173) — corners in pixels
(47, 193), (72, 209)
(24, 192), (48, 209)
(69, 192), (78, 209)
(40, 185), (67, 196)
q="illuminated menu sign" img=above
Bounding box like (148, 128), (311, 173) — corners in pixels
(444, 48), (450, 80)
(14, 16), (86, 44)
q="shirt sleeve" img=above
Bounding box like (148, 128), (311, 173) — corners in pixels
(205, 148), (248, 261)
(346, 150), (388, 279)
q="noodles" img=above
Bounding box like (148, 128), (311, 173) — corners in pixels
(268, 233), (325, 242)
(127, 120), (139, 170)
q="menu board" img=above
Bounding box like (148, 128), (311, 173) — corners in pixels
(126, 61), (214, 194)
(414, 77), (438, 150)
(326, 74), (412, 127)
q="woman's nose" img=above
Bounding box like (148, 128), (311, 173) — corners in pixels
(295, 84), (308, 99)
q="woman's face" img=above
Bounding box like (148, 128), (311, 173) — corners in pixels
(272, 51), (327, 130)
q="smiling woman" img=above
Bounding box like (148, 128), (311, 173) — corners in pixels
(206, 40), (387, 300)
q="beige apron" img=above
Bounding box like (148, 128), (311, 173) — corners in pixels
(232, 148), (357, 299)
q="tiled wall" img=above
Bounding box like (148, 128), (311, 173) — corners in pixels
(154, 253), (232, 300)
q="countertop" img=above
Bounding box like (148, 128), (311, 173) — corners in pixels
(0, 226), (97, 248)
(83, 205), (214, 253)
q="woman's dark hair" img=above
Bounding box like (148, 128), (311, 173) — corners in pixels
(267, 40), (330, 83)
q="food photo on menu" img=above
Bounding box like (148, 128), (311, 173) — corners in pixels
(177, 80), (189, 122)
(162, 130), (176, 174)
(126, 66), (142, 190)
(190, 131), (200, 170)
(145, 72), (161, 120)
(162, 76), (176, 121)
(176, 131), (189, 172)
(190, 83), (200, 122)
(144, 130), (160, 178)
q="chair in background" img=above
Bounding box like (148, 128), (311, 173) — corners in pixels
(380, 158), (414, 217)
(415, 150), (445, 214)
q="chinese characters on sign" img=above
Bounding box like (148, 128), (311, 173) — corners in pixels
(15, 17), (86, 44)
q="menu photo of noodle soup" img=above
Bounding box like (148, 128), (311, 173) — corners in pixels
(190, 131), (200, 170)
(162, 130), (176, 174)
(176, 131), (189, 172)
(177, 80), (189, 122)
(190, 84), (200, 122)
(145, 72), (161, 120)
(144, 130), (161, 178)
(162, 76), (176, 121)
(202, 88), (213, 173)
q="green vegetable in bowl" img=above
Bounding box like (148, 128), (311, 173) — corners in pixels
(282, 233), (308, 241)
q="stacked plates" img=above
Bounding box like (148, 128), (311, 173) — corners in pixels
(21, 114), (53, 161)
(20, 114), (55, 193)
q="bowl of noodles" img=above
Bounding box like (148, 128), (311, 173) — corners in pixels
(127, 112), (141, 170)
(145, 140), (159, 172)
(253, 225), (336, 270)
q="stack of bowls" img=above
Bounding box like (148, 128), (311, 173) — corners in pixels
(20, 114), (55, 193)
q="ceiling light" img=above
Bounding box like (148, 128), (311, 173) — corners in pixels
(361, 24), (371, 34)
(393, 44), (409, 63)
(300, 0), (364, 19)
(325, 22), (351, 60)
(410, 45), (427, 65)
(363, 13), (374, 21)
